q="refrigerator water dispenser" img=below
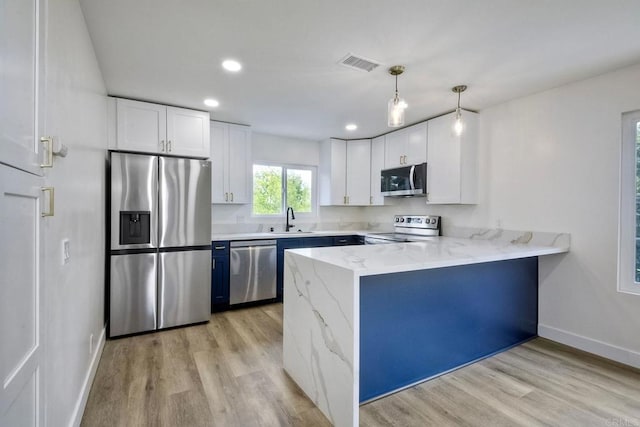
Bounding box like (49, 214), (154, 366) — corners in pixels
(119, 211), (151, 245)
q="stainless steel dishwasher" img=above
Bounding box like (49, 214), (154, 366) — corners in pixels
(229, 240), (277, 305)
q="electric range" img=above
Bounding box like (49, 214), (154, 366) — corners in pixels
(364, 215), (441, 244)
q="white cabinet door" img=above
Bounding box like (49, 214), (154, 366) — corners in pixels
(319, 139), (347, 205)
(210, 122), (228, 203)
(116, 99), (166, 153)
(370, 136), (385, 205)
(384, 122), (428, 169)
(166, 106), (210, 158)
(0, 0), (44, 175)
(227, 124), (251, 204)
(384, 129), (405, 168)
(427, 115), (461, 203)
(346, 139), (371, 206)
(406, 122), (428, 165)
(426, 111), (478, 204)
(210, 122), (251, 204)
(0, 164), (44, 427)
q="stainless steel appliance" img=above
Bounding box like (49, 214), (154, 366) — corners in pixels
(229, 240), (277, 305)
(380, 162), (428, 197)
(108, 151), (211, 337)
(364, 215), (441, 244)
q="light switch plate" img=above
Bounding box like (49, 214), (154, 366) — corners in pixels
(62, 239), (70, 264)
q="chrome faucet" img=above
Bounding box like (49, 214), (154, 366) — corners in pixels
(286, 207), (296, 232)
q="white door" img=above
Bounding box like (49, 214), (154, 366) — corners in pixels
(0, 165), (45, 427)
(210, 122), (228, 203)
(166, 106), (210, 158)
(346, 139), (371, 206)
(370, 136), (385, 205)
(406, 122), (428, 165)
(384, 129), (406, 168)
(227, 124), (251, 204)
(426, 113), (461, 203)
(0, 0), (44, 175)
(115, 98), (166, 154)
(0, 0), (46, 425)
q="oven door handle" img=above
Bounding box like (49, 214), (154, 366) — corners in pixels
(409, 165), (416, 190)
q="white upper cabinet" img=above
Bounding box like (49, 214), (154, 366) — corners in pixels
(112, 98), (210, 158)
(0, 0), (45, 175)
(369, 135), (385, 206)
(346, 139), (371, 206)
(426, 111), (478, 204)
(210, 121), (251, 204)
(384, 122), (427, 168)
(320, 138), (371, 206)
(166, 106), (210, 157)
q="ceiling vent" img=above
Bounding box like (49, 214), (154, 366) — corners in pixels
(338, 53), (381, 72)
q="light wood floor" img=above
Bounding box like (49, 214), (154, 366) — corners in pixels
(82, 304), (640, 427)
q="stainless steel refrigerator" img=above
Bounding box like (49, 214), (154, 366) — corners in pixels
(108, 151), (211, 337)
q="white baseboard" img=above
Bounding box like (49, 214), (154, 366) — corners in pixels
(538, 324), (640, 369)
(69, 326), (106, 427)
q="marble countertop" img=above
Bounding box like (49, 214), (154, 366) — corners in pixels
(287, 236), (569, 276)
(211, 230), (368, 241)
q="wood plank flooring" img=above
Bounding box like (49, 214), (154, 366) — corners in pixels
(82, 304), (640, 426)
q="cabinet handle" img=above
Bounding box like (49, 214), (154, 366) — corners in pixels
(347, 196), (350, 204)
(40, 136), (53, 168)
(41, 187), (55, 217)
(212, 259), (216, 270)
(160, 140), (165, 152)
(225, 192), (228, 202)
(167, 140), (172, 152)
(214, 246), (226, 250)
(230, 192), (234, 202)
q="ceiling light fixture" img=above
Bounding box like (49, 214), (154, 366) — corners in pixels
(204, 98), (219, 107)
(222, 59), (242, 72)
(387, 65), (407, 128)
(452, 85), (467, 136)
(345, 124), (357, 131)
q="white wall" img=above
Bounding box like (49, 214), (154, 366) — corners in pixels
(213, 132), (367, 231)
(367, 63), (640, 364)
(44, 0), (108, 425)
(479, 63), (640, 363)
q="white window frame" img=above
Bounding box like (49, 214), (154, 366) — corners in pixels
(618, 110), (640, 295)
(251, 162), (318, 218)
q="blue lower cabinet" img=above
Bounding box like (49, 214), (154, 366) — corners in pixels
(211, 241), (230, 312)
(276, 238), (305, 301)
(359, 257), (539, 402)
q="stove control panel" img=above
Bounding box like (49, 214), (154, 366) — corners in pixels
(394, 215), (441, 231)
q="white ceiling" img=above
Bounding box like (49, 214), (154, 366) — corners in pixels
(80, 0), (640, 141)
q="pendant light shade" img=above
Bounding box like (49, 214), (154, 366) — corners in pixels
(452, 85), (467, 136)
(388, 66), (407, 128)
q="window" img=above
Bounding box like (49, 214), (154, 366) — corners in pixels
(618, 111), (640, 295)
(252, 163), (316, 216)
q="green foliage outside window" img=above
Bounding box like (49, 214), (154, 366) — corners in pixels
(253, 164), (313, 216)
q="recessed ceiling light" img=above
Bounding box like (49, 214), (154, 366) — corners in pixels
(345, 124), (358, 131)
(222, 60), (242, 72)
(204, 98), (219, 107)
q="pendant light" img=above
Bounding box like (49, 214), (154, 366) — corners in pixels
(452, 85), (467, 136)
(388, 65), (407, 128)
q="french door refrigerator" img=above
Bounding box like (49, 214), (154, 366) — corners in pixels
(108, 151), (211, 337)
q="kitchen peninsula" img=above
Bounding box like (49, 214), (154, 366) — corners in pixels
(282, 231), (570, 427)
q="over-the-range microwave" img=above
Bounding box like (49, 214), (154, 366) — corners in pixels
(380, 162), (427, 197)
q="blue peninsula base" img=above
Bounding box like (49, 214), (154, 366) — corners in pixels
(359, 256), (539, 402)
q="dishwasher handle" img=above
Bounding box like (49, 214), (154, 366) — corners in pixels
(230, 240), (277, 248)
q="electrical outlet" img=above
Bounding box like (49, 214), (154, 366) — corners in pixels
(89, 333), (94, 355)
(62, 239), (70, 265)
